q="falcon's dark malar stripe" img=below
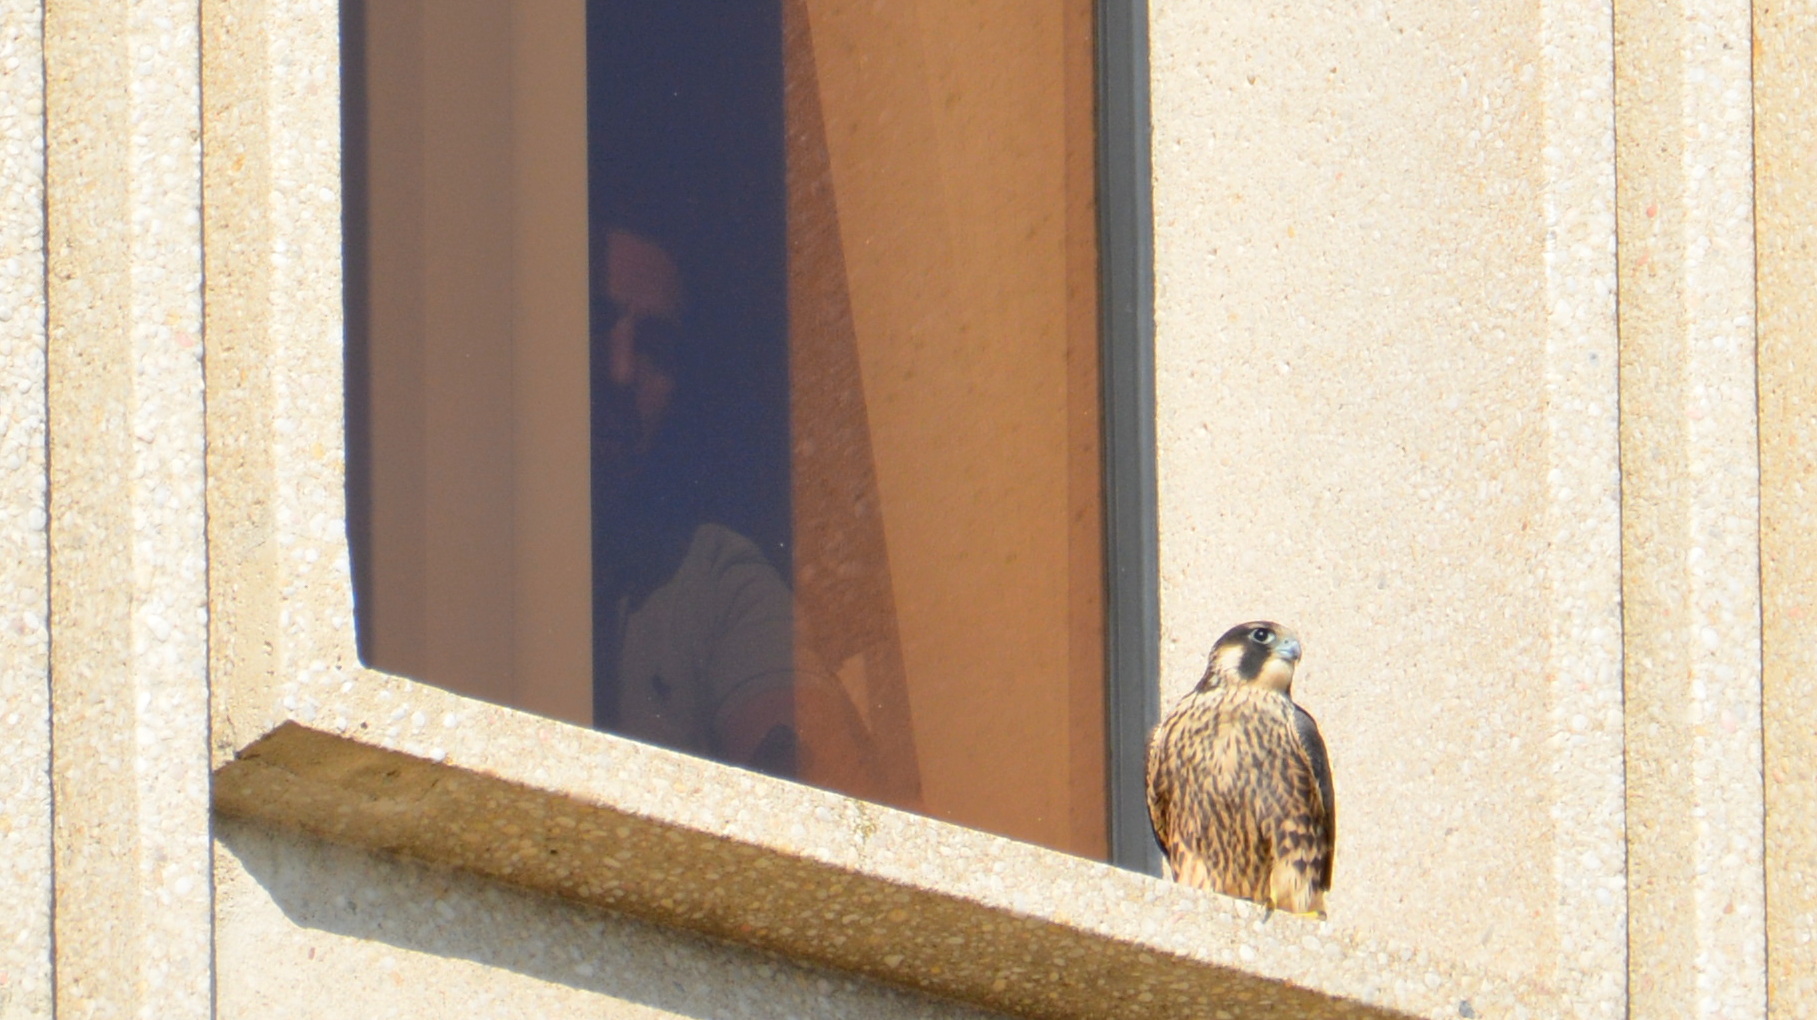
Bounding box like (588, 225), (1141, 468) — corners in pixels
(1235, 633), (1273, 679)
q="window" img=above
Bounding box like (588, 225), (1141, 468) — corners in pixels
(343, 0), (1149, 863)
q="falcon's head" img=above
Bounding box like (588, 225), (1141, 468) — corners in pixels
(1197, 621), (1303, 694)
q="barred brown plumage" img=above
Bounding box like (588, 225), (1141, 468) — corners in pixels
(1146, 621), (1335, 917)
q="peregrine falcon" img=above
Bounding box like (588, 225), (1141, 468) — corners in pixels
(1146, 622), (1335, 917)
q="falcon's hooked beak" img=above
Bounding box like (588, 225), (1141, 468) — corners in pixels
(1254, 631), (1301, 694)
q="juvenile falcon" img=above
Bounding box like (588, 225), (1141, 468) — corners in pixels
(1146, 621), (1335, 917)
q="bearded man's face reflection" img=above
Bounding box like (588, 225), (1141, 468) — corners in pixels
(594, 227), (683, 489)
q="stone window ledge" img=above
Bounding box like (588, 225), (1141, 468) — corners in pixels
(214, 669), (1542, 1020)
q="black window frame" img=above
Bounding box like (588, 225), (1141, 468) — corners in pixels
(1096, 0), (1159, 875)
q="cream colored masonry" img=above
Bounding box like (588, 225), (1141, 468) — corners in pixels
(3, 0), (1811, 1018)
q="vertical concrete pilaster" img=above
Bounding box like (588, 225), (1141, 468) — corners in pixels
(200, 0), (276, 763)
(44, 1), (213, 1016)
(0, 4), (52, 1018)
(1539, 0), (1627, 1010)
(1615, 0), (1767, 1015)
(200, 0), (354, 761)
(1755, 1), (1817, 1015)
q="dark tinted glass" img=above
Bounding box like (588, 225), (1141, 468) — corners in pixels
(345, 0), (1107, 858)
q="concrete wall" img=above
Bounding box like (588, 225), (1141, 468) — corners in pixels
(1756, 0), (1817, 1012)
(5, 0), (1812, 1018)
(214, 818), (1008, 1020)
(44, 2), (213, 1017)
(0, 4), (51, 1017)
(1152, 0), (1622, 1002)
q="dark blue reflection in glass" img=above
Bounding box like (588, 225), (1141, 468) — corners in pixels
(586, 3), (795, 776)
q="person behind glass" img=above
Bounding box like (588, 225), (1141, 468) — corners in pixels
(590, 226), (804, 777)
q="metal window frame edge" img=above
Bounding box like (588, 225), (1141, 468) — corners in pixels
(1096, 0), (1161, 875)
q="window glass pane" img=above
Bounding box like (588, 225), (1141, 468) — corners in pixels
(346, 0), (1105, 859)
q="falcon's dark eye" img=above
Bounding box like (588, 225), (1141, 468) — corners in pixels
(1249, 627), (1274, 644)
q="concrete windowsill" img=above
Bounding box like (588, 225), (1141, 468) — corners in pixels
(213, 670), (1528, 1020)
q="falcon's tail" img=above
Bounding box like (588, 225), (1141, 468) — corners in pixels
(1268, 857), (1327, 918)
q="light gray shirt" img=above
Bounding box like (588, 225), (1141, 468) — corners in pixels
(612, 523), (794, 760)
